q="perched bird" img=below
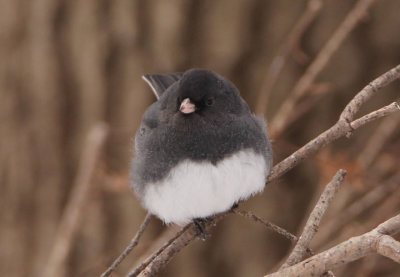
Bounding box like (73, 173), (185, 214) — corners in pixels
(131, 69), (272, 227)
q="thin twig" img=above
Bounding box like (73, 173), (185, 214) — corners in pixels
(349, 101), (400, 131)
(266, 214), (400, 277)
(233, 209), (314, 256)
(314, 175), (399, 247)
(256, 0), (323, 114)
(131, 228), (178, 270)
(271, 0), (376, 136)
(280, 170), (346, 269)
(340, 66), (400, 122)
(43, 123), (108, 277)
(128, 224), (192, 277)
(101, 213), (152, 277)
(233, 209), (298, 243)
(134, 212), (230, 277)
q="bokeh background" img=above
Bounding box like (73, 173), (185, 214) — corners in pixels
(1, 0), (400, 276)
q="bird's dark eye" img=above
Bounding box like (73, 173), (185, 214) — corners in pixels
(205, 97), (214, 106)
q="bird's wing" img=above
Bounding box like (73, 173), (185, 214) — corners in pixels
(142, 73), (183, 100)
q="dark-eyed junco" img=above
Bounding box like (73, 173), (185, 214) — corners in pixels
(131, 69), (272, 226)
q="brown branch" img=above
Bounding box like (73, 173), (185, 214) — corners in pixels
(349, 101), (400, 132)
(268, 64), (400, 182)
(340, 66), (400, 122)
(233, 209), (298, 243)
(316, 183), (398, 247)
(131, 227), (179, 270)
(43, 123), (108, 277)
(101, 213), (152, 277)
(281, 170), (346, 269)
(129, 224), (193, 277)
(375, 235), (400, 264)
(131, 213), (230, 277)
(270, 0), (376, 136)
(266, 214), (400, 277)
(255, 0), (323, 115)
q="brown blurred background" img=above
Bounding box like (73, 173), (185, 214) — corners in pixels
(1, 0), (400, 276)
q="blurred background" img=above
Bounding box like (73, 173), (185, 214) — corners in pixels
(1, 0), (400, 276)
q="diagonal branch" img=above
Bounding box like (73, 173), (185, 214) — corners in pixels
(101, 213), (152, 277)
(280, 169), (346, 269)
(266, 214), (400, 277)
(376, 235), (400, 264)
(131, 212), (230, 277)
(129, 224), (193, 277)
(349, 101), (400, 131)
(233, 209), (298, 243)
(340, 66), (400, 122)
(313, 177), (399, 247)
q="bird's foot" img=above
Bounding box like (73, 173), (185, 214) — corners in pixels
(193, 218), (212, 241)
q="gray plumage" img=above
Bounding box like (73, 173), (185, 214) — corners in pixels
(131, 69), (272, 223)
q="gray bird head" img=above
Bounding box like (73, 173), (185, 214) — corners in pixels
(172, 69), (248, 119)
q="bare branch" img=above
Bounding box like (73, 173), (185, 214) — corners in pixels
(128, 224), (192, 277)
(376, 235), (400, 264)
(340, 65), (400, 122)
(281, 170), (346, 269)
(271, 0), (376, 136)
(101, 213), (152, 277)
(256, 0), (323, 114)
(43, 123), (108, 277)
(350, 101), (400, 131)
(132, 213), (231, 277)
(233, 209), (298, 243)
(314, 177), (399, 247)
(266, 214), (400, 277)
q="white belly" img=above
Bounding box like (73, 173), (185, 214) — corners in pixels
(142, 149), (269, 225)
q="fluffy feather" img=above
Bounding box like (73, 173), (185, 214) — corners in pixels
(141, 149), (268, 225)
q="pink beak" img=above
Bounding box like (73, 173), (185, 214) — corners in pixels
(179, 98), (196, 114)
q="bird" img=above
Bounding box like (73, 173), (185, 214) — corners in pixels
(131, 68), (272, 229)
